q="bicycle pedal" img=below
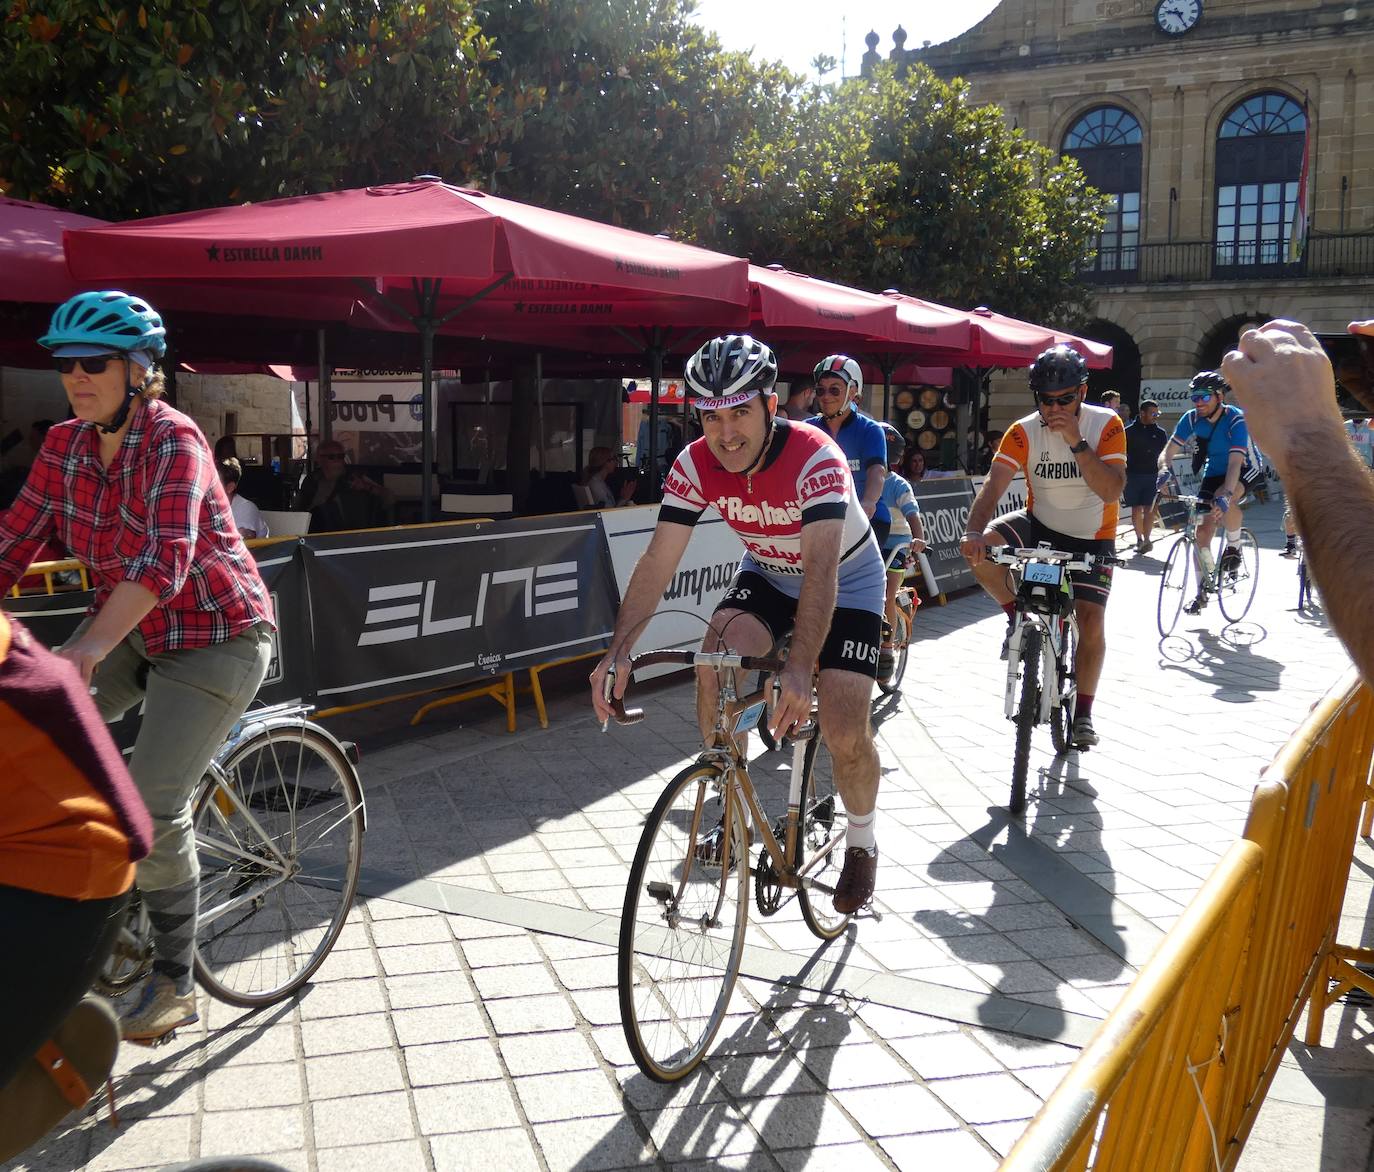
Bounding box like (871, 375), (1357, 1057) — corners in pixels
(645, 881), (674, 903)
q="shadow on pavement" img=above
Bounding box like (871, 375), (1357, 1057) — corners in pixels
(1158, 628), (1283, 702)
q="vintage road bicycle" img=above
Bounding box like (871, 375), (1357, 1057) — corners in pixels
(98, 703), (366, 1013)
(604, 648), (848, 1082)
(876, 548), (918, 698)
(990, 544), (1121, 815)
(1156, 476), (1260, 636)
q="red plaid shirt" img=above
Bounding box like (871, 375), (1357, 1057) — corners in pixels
(0, 398), (274, 654)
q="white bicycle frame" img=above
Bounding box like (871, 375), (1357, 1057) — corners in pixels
(994, 547), (1096, 724)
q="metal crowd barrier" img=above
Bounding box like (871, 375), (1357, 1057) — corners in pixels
(5, 558), (90, 596)
(1002, 668), (1374, 1171)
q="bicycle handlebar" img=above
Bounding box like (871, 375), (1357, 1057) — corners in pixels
(602, 650), (789, 727)
(987, 544), (1124, 571)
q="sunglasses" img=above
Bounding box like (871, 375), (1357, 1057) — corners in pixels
(1191, 393), (1215, 403)
(53, 354), (121, 375)
(815, 385), (849, 398)
(1036, 391), (1078, 408)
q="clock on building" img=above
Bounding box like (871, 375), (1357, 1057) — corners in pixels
(1154, 0), (1201, 36)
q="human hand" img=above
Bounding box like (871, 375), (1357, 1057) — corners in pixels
(589, 647), (631, 726)
(768, 663), (813, 740)
(1221, 320), (1344, 469)
(57, 637), (108, 687)
(1044, 414), (1081, 445)
(960, 532), (988, 566)
(1211, 491), (1232, 518)
(1155, 468), (1173, 494)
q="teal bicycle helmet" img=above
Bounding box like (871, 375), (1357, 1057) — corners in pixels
(38, 290), (167, 358)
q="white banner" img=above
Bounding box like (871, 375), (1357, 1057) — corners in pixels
(601, 504), (745, 679)
(1141, 379), (1193, 421)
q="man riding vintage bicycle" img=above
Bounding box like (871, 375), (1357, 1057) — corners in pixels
(959, 345), (1127, 749)
(590, 335), (886, 914)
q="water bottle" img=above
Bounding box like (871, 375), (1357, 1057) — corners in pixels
(1198, 545), (1216, 580)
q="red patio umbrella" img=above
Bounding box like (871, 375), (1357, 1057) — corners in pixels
(65, 178), (752, 516)
(0, 197), (106, 304)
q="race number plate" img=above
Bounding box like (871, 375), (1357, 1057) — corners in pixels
(733, 700), (768, 734)
(1023, 562), (1063, 586)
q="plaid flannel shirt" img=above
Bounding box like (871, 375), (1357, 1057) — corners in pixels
(0, 398), (274, 654)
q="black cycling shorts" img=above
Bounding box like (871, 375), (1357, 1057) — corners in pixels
(715, 570), (882, 679)
(987, 509), (1115, 607)
(1199, 474), (1245, 507)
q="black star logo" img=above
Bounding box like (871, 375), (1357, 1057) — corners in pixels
(514, 300), (525, 313)
(206, 244), (220, 262)
(614, 257), (623, 272)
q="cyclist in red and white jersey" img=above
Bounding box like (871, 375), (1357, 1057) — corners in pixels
(960, 345), (1126, 749)
(591, 335), (886, 913)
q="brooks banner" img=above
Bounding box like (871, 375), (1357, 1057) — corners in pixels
(302, 516), (618, 707)
(911, 479), (977, 594)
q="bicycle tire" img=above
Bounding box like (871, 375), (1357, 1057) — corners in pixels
(875, 606), (910, 696)
(1010, 628), (1042, 815)
(617, 764), (749, 1083)
(1157, 536), (1195, 637)
(795, 735), (852, 940)
(1218, 529), (1259, 622)
(94, 889), (154, 997)
(1049, 618), (1076, 755)
(192, 724), (364, 1007)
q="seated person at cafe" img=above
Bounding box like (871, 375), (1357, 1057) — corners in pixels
(292, 442), (391, 532)
(606, 465), (641, 506)
(579, 446), (619, 509)
(217, 458), (269, 540)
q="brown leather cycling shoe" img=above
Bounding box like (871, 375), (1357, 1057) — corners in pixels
(832, 847), (877, 914)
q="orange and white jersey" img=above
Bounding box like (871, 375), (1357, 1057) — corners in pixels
(994, 404), (1126, 540)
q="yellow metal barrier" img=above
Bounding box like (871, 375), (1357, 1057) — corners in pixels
(5, 558), (90, 596)
(1002, 669), (1374, 1171)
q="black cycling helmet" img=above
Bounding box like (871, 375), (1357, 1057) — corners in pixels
(685, 334), (778, 409)
(880, 421), (905, 466)
(1189, 370), (1230, 397)
(1028, 344), (1089, 396)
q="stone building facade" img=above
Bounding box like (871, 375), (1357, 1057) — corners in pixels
(899, 0), (1374, 428)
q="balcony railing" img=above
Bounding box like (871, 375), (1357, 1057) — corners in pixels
(1079, 232), (1374, 285)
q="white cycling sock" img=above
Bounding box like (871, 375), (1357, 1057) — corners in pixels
(846, 809), (877, 854)
(1225, 528), (1242, 546)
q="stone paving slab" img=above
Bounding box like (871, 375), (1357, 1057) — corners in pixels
(6, 499), (1371, 1171)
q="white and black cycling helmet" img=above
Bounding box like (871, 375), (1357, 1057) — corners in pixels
(813, 354), (863, 394)
(685, 334), (778, 410)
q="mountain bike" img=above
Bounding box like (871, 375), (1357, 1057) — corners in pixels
(604, 649), (848, 1082)
(98, 703), (366, 1012)
(989, 544), (1120, 815)
(1156, 478), (1260, 635)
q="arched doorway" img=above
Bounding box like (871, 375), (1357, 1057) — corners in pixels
(1083, 320), (1142, 410)
(1197, 314), (1273, 372)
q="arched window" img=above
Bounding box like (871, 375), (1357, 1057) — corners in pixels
(1063, 107), (1142, 277)
(1214, 92), (1306, 273)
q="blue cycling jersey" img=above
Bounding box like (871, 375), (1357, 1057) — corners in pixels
(1171, 405), (1249, 478)
(805, 409), (891, 524)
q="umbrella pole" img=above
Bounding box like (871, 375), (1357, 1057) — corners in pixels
(318, 328), (332, 446)
(648, 338), (663, 502)
(420, 318), (435, 523)
(882, 357), (894, 421)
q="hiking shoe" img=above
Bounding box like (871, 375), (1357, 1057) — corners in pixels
(1071, 715), (1099, 748)
(1184, 592), (1209, 615)
(120, 975), (198, 1044)
(693, 819), (744, 874)
(1220, 545), (1242, 574)
(833, 847), (878, 914)
(877, 644), (896, 680)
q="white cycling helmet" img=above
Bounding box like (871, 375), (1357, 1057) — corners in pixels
(685, 335), (779, 410)
(813, 354), (863, 394)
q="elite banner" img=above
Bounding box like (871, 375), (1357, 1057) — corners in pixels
(302, 516), (618, 707)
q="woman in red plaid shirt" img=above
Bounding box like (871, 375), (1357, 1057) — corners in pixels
(0, 291), (275, 1043)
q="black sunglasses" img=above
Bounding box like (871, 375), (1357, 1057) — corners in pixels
(53, 354), (121, 375)
(1036, 391), (1078, 407)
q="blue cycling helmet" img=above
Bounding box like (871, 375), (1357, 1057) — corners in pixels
(38, 290), (167, 359)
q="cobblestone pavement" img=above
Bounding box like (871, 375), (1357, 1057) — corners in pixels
(7, 498), (1371, 1171)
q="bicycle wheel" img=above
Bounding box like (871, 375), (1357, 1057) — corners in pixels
(94, 890), (154, 997)
(192, 724), (364, 1007)
(1010, 628), (1043, 816)
(795, 735), (852, 940)
(1157, 536), (1195, 637)
(618, 764), (749, 1082)
(875, 606), (910, 696)
(1049, 618), (1077, 755)
(1218, 528), (1260, 622)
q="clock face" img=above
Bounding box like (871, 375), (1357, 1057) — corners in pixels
(1155, 0), (1201, 35)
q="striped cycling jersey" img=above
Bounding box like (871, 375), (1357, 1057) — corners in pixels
(994, 404), (1127, 540)
(660, 419), (880, 583)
